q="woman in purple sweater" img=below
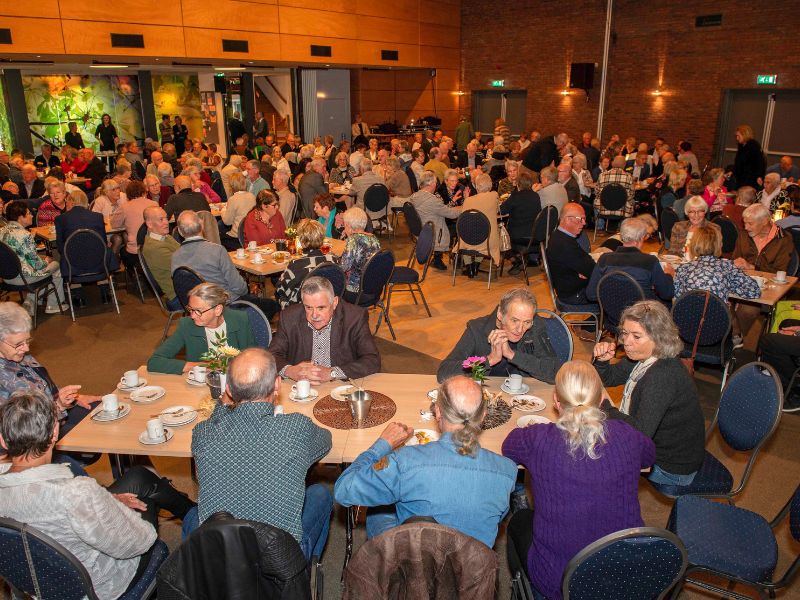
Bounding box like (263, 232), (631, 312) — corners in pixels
(502, 360), (655, 600)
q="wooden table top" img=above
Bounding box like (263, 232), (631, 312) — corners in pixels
(329, 185), (355, 196)
(732, 270), (797, 307)
(229, 239), (346, 276)
(56, 370), (556, 464)
(31, 222), (121, 243)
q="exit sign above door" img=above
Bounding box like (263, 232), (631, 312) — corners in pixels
(757, 74), (777, 85)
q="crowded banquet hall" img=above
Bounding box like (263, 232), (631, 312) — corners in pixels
(1, 1), (800, 598)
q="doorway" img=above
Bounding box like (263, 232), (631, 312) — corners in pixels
(472, 90), (527, 139)
(716, 89), (800, 167)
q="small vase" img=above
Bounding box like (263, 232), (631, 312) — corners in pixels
(206, 371), (225, 400)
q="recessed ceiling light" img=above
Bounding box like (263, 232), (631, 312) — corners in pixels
(90, 64), (128, 69)
(214, 67), (241, 71)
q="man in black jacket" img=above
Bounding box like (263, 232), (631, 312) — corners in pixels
(165, 175), (210, 220)
(18, 165), (46, 200)
(545, 202), (597, 305)
(437, 288), (561, 383)
(522, 132), (568, 175)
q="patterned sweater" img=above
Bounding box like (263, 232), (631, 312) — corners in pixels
(0, 221), (48, 277)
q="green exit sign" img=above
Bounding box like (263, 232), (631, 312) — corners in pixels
(757, 74), (777, 85)
(491, 80), (505, 87)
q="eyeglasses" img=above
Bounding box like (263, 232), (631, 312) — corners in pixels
(188, 304), (219, 317)
(565, 215), (586, 222)
(1, 337), (32, 351)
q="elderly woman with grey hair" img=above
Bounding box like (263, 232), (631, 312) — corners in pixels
(339, 206), (381, 301)
(329, 151), (356, 185)
(668, 195), (722, 259)
(457, 172), (501, 278)
(0, 302), (101, 464)
(593, 300), (705, 486)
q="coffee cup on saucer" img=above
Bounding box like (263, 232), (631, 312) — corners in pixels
(236, 248), (246, 258)
(248, 241), (257, 251)
(253, 253), (264, 264)
(102, 393), (119, 413)
(190, 365), (206, 383)
(121, 370), (139, 388)
(504, 374), (523, 393)
(776, 270), (787, 283)
(146, 418), (166, 442)
(292, 379), (311, 399)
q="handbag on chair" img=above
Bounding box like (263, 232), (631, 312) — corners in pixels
(681, 291), (710, 375)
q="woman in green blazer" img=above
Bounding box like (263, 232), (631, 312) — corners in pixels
(148, 283), (257, 375)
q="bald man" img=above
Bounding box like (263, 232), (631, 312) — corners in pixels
(164, 175), (209, 220)
(767, 155), (800, 182)
(545, 203), (598, 306)
(335, 375), (516, 547)
(141, 206), (181, 311)
(188, 348), (333, 559)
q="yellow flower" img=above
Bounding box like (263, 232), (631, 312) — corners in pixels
(220, 345), (240, 357)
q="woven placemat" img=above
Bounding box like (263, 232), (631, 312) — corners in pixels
(313, 391), (397, 430)
(481, 400), (512, 430)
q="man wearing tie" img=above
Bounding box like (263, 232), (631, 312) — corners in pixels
(352, 114), (369, 147)
(253, 111), (269, 139)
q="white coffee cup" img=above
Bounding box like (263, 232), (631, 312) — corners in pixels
(102, 393), (119, 413)
(776, 270), (787, 283)
(236, 248), (246, 258)
(146, 418), (165, 442)
(121, 370), (139, 388)
(504, 374), (523, 392)
(248, 241), (257, 251)
(292, 379), (311, 398)
(253, 253), (264, 264)
(190, 365), (207, 383)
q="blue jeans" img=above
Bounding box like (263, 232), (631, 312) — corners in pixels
(181, 484), (332, 561)
(648, 464), (697, 486)
(365, 506), (400, 540)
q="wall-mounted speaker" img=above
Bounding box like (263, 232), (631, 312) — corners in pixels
(569, 63), (595, 90)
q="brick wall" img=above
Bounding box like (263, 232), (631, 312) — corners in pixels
(460, 0), (800, 166)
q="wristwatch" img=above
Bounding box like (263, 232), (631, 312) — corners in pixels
(330, 369), (336, 380)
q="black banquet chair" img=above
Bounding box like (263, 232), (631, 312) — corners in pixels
(536, 309), (574, 363)
(561, 527), (687, 600)
(0, 240), (64, 328)
(593, 184), (628, 241)
(596, 270), (645, 336)
(354, 249), (396, 340)
(306, 262), (347, 298)
(63, 228), (121, 321)
(386, 221), (436, 321)
(451, 209), (495, 289)
(667, 484), (800, 600)
(363, 183), (390, 235)
(401, 201), (423, 265)
(500, 205), (559, 286)
(138, 250), (184, 343)
(711, 215), (738, 256)
(0, 516), (168, 600)
(228, 299), (272, 348)
(659, 207), (679, 252)
(171, 267), (205, 310)
(649, 362), (783, 501)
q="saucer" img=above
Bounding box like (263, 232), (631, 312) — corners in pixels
(511, 394), (546, 412)
(129, 386), (166, 403)
(406, 429), (439, 446)
(331, 385), (355, 401)
(234, 252), (249, 259)
(501, 382), (529, 395)
(289, 389), (319, 403)
(771, 278), (789, 285)
(249, 258), (267, 265)
(91, 403), (131, 422)
(186, 375), (206, 387)
(138, 427), (174, 445)
(516, 415), (551, 427)
(159, 405), (198, 426)
(117, 378), (147, 392)
(427, 389), (439, 401)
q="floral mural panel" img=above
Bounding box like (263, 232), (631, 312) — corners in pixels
(0, 76), (13, 151)
(152, 73), (203, 142)
(22, 74), (143, 152)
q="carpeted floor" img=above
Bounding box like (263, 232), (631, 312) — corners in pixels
(4, 229), (800, 599)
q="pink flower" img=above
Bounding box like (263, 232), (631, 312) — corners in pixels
(462, 356), (486, 369)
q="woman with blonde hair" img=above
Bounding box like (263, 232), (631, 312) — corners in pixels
(733, 124), (766, 189)
(503, 360), (655, 600)
(147, 283), (256, 374)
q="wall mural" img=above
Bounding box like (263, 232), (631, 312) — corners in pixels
(22, 74), (143, 152)
(152, 73), (203, 143)
(0, 76), (13, 151)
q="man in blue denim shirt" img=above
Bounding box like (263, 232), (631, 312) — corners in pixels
(334, 376), (516, 547)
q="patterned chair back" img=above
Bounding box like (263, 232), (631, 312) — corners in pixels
(229, 299), (272, 348)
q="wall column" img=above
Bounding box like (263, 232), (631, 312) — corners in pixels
(4, 70), (32, 153)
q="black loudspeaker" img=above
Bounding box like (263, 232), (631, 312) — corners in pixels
(214, 75), (227, 94)
(569, 63), (595, 90)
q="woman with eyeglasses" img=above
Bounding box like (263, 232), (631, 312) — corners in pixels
(592, 300), (705, 487)
(147, 283), (256, 375)
(0, 302), (99, 469)
(668, 195), (721, 260)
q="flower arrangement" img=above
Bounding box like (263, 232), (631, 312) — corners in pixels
(462, 356), (488, 383)
(199, 332), (240, 373)
(285, 227), (298, 240)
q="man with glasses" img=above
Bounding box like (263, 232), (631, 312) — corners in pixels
(437, 288), (561, 383)
(545, 203), (598, 306)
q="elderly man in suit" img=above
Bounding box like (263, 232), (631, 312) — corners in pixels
(18, 164), (46, 200)
(298, 157), (328, 219)
(409, 170), (461, 270)
(268, 276), (380, 383)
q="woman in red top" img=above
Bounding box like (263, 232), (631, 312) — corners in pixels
(242, 189), (287, 246)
